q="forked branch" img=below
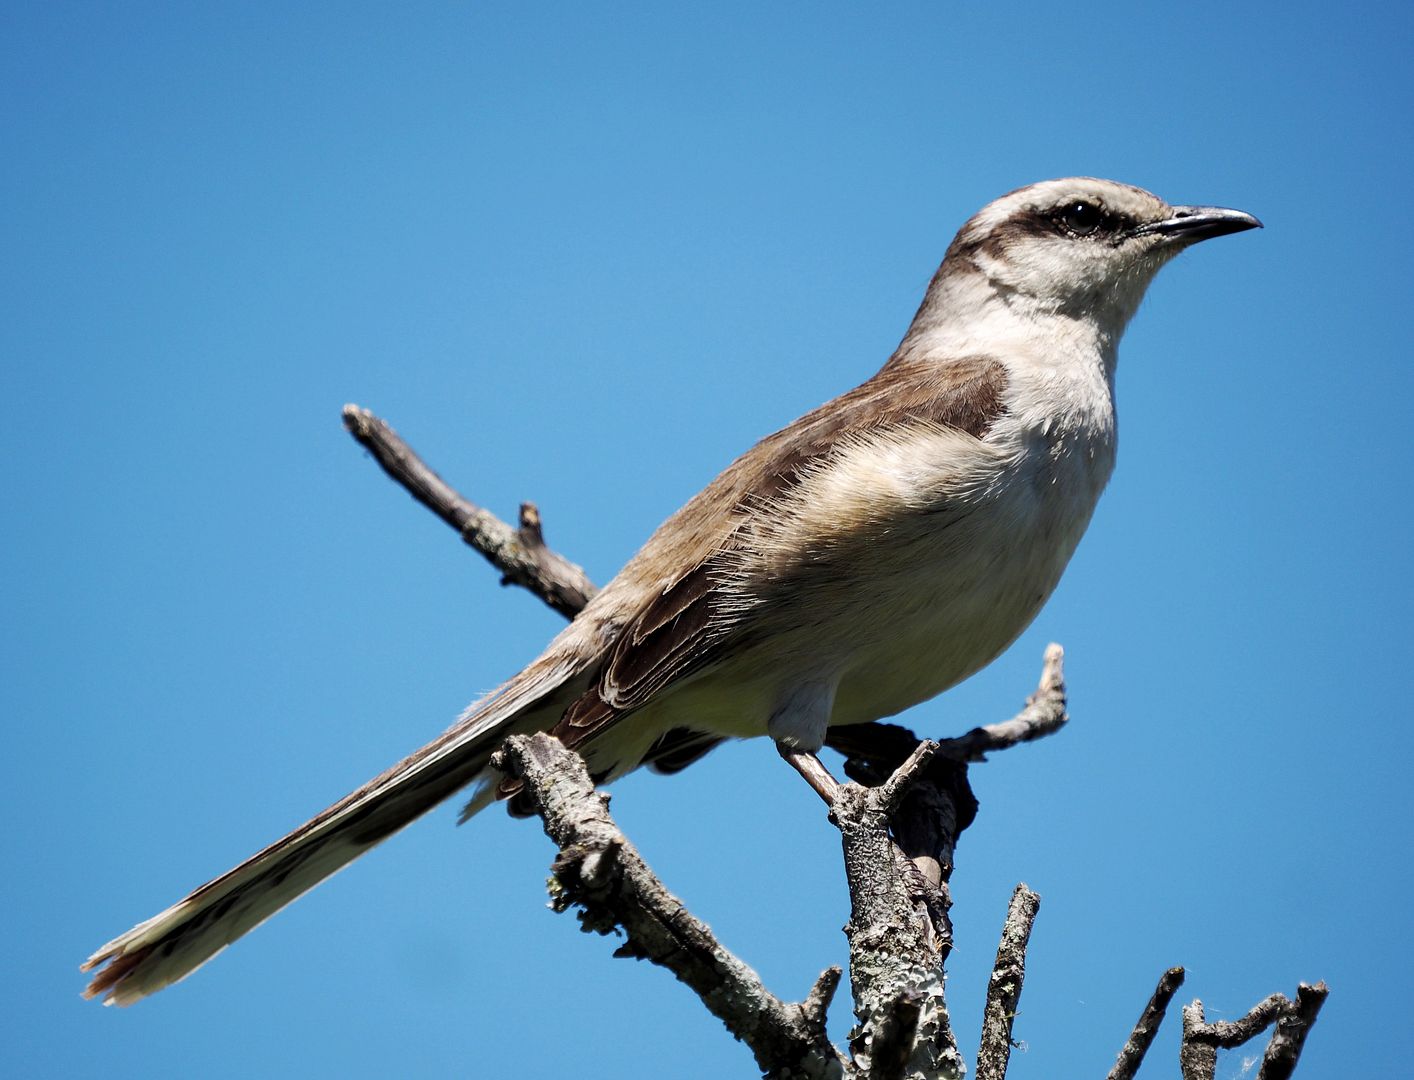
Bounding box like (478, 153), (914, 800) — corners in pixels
(1180, 983), (1329, 1080)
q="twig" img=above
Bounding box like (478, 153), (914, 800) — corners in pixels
(976, 884), (1041, 1080)
(802, 966), (846, 1036)
(342, 404), (596, 618)
(877, 741), (944, 817)
(1107, 966), (1186, 1080)
(934, 643), (1068, 761)
(493, 732), (850, 1080)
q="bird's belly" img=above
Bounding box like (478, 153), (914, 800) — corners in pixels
(828, 548), (1058, 725)
(824, 461), (1103, 725)
(827, 571), (1043, 723)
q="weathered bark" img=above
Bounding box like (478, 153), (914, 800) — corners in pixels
(493, 732), (848, 1079)
(1107, 966), (1186, 1080)
(976, 885), (1041, 1080)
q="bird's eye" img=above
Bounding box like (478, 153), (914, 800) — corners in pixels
(1060, 202), (1103, 236)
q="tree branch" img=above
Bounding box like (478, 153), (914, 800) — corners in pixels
(976, 884), (1041, 1080)
(1259, 982), (1329, 1080)
(342, 404), (596, 618)
(492, 732), (850, 1080)
(1179, 1000), (1219, 1080)
(1180, 982), (1329, 1080)
(830, 754), (966, 1080)
(936, 643), (1068, 761)
(1106, 966), (1185, 1080)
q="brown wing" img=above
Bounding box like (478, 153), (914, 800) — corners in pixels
(548, 351), (1010, 757)
(554, 555), (732, 748)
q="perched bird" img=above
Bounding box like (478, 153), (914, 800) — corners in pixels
(83, 177), (1260, 1005)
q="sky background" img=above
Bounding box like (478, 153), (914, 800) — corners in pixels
(5, 3), (1411, 1077)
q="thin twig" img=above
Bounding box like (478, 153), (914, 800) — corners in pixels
(342, 404), (596, 618)
(934, 643), (1068, 761)
(976, 884), (1041, 1080)
(1107, 966), (1186, 1080)
(493, 732), (849, 1080)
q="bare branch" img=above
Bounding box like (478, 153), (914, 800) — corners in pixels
(976, 884), (1041, 1080)
(876, 741), (943, 817)
(1181, 982), (1329, 1080)
(493, 732), (849, 1080)
(1200, 992), (1289, 1047)
(862, 990), (924, 1080)
(1180, 1000), (1217, 1080)
(934, 643), (1068, 761)
(1259, 982), (1328, 1080)
(831, 756), (970, 1079)
(1107, 966), (1186, 1080)
(792, 649), (1063, 1079)
(803, 966), (846, 1036)
(342, 404), (596, 618)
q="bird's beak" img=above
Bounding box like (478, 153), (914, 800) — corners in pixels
(1136, 205), (1263, 243)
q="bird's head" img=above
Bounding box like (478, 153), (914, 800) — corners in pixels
(938, 177), (1261, 331)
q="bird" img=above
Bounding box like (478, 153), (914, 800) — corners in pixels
(82, 177), (1260, 1005)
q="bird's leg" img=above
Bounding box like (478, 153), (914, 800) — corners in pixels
(768, 680), (841, 804)
(776, 743), (841, 805)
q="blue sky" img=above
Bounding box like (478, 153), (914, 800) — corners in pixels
(5, 3), (1410, 1077)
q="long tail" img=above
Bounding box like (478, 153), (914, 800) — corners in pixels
(82, 658), (581, 1006)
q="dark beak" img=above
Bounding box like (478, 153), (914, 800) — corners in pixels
(1136, 205), (1263, 243)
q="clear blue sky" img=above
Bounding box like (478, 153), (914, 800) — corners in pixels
(5, 3), (1410, 1077)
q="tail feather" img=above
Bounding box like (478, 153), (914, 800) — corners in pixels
(82, 659), (581, 1005)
